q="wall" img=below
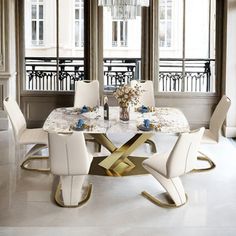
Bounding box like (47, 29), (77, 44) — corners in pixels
(223, 0), (236, 137)
(0, 0), (16, 130)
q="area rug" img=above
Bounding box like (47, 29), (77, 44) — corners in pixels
(89, 156), (149, 176)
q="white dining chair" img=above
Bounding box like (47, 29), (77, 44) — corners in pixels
(130, 80), (157, 153)
(74, 80), (101, 152)
(74, 80), (100, 108)
(142, 128), (205, 208)
(130, 80), (155, 108)
(48, 132), (93, 207)
(3, 97), (49, 172)
(198, 95), (231, 171)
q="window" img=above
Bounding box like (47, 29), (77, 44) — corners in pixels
(31, 0), (44, 46)
(112, 21), (128, 47)
(159, 0), (216, 93)
(160, 0), (173, 48)
(103, 7), (141, 91)
(25, 0), (85, 91)
(75, 0), (84, 47)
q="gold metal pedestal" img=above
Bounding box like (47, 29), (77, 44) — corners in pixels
(90, 133), (153, 176)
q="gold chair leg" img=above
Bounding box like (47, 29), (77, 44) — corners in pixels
(141, 191), (188, 208)
(145, 139), (157, 153)
(21, 144), (50, 173)
(54, 183), (92, 208)
(192, 152), (216, 173)
(21, 156), (50, 173)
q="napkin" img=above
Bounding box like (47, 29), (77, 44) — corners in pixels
(143, 119), (150, 128)
(81, 105), (89, 113)
(140, 105), (148, 113)
(76, 119), (84, 128)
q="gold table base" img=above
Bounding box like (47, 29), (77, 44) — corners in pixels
(90, 133), (153, 176)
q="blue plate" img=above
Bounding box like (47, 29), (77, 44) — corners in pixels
(137, 124), (154, 131)
(136, 106), (155, 113)
(71, 124), (89, 131)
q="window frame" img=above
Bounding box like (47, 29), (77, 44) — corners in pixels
(112, 20), (128, 48)
(75, 0), (84, 48)
(158, 0), (216, 93)
(30, 0), (44, 46)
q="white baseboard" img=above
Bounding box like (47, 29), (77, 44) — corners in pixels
(223, 125), (236, 138)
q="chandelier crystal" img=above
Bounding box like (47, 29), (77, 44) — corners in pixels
(98, 0), (150, 20)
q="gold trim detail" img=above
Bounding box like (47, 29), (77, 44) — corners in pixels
(141, 191), (188, 208)
(20, 144), (50, 173)
(54, 183), (92, 208)
(21, 156), (50, 173)
(192, 154), (216, 173)
(145, 139), (157, 153)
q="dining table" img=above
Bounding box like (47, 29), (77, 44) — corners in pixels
(43, 106), (190, 176)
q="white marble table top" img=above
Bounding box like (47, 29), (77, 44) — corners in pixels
(43, 106), (190, 134)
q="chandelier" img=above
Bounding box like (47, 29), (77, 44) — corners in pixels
(98, 0), (150, 20)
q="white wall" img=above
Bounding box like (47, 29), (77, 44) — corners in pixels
(223, 0), (236, 137)
(0, 0), (16, 130)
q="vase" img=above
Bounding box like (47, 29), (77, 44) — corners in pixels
(119, 106), (129, 122)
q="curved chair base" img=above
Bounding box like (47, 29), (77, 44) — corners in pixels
(55, 183), (92, 208)
(145, 139), (157, 153)
(141, 191), (188, 208)
(21, 156), (50, 173)
(192, 155), (216, 173)
(21, 143), (50, 173)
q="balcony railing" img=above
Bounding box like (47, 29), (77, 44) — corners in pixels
(25, 57), (215, 92)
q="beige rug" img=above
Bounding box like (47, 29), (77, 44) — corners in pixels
(89, 156), (149, 176)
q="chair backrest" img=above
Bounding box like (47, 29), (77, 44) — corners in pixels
(166, 127), (205, 178)
(130, 80), (155, 107)
(48, 132), (91, 176)
(74, 80), (100, 108)
(3, 97), (26, 142)
(209, 95), (231, 141)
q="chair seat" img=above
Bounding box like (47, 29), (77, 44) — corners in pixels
(142, 152), (170, 177)
(19, 128), (48, 145)
(201, 129), (218, 144)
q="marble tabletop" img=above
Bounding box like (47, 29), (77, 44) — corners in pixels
(43, 106), (190, 134)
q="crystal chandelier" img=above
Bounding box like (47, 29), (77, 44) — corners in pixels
(98, 0), (150, 20)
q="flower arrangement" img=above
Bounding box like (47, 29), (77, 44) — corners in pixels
(113, 84), (141, 108)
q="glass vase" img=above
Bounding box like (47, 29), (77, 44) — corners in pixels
(119, 106), (129, 122)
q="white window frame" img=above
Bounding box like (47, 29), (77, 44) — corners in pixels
(112, 21), (128, 47)
(31, 0), (44, 46)
(159, 0), (173, 49)
(75, 0), (84, 48)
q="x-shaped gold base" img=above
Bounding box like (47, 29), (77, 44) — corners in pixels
(90, 133), (153, 176)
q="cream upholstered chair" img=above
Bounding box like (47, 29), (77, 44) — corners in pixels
(198, 95), (231, 171)
(74, 80), (100, 108)
(74, 80), (101, 152)
(202, 95), (231, 143)
(130, 80), (156, 153)
(142, 128), (205, 208)
(3, 97), (49, 172)
(48, 132), (93, 207)
(130, 80), (155, 107)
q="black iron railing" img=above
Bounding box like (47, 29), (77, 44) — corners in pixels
(25, 57), (215, 92)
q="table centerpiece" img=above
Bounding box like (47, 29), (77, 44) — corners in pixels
(113, 83), (141, 122)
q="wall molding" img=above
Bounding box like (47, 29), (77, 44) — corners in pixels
(0, 0), (5, 70)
